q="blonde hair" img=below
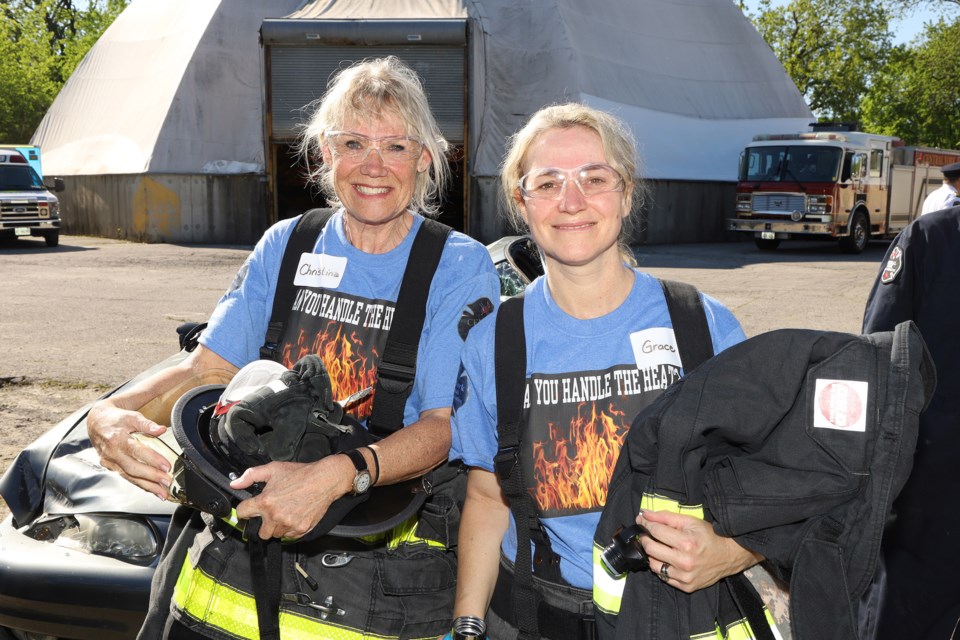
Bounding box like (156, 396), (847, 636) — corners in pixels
(500, 103), (647, 260)
(298, 56), (450, 217)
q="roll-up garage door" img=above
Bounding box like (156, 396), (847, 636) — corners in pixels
(263, 20), (467, 143)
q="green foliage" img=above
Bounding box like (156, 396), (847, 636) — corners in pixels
(0, 0), (128, 143)
(746, 0), (959, 148)
(750, 0), (894, 122)
(861, 19), (960, 147)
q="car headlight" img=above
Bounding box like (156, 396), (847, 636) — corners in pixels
(25, 514), (161, 565)
(736, 195), (752, 212)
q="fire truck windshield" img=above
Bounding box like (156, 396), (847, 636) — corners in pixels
(740, 145), (842, 183)
(0, 164), (45, 191)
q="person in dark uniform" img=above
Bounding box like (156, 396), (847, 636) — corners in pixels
(863, 205), (960, 639)
(919, 161), (960, 216)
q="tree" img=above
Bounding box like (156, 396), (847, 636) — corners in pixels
(749, 0), (894, 122)
(861, 18), (960, 147)
(887, 0), (960, 10)
(0, 0), (128, 143)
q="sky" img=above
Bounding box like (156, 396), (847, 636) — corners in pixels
(887, 4), (956, 43)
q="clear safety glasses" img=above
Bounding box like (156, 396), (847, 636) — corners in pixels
(518, 163), (626, 200)
(325, 131), (425, 163)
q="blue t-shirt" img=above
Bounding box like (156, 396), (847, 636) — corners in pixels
(450, 271), (746, 588)
(201, 209), (501, 426)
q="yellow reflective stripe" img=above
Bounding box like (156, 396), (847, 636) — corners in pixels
(640, 493), (705, 519)
(689, 609), (781, 640)
(763, 609), (784, 640)
(358, 514), (444, 550)
(174, 556), (426, 639)
(220, 510), (438, 549)
(592, 542), (625, 614)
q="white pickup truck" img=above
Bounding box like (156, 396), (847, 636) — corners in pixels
(0, 145), (64, 247)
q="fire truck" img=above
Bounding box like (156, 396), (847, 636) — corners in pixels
(727, 123), (960, 253)
(0, 145), (64, 247)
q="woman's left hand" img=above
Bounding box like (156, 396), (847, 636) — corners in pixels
(233, 455), (354, 540)
(637, 510), (763, 593)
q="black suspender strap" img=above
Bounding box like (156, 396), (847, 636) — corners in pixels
(259, 208), (334, 361)
(493, 296), (543, 640)
(250, 213), (330, 640)
(725, 573), (777, 640)
(659, 279), (715, 372)
(366, 218), (451, 439)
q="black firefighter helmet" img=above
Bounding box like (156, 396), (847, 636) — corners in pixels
(169, 355), (425, 540)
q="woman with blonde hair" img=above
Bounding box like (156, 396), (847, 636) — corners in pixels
(89, 56), (499, 639)
(448, 103), (760, 639)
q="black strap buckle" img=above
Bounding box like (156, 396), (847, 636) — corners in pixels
(376, 360), (416, 394)
(494, 445), (520, 482)
(259, 321), (284, 360)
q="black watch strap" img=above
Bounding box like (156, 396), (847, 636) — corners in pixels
(343, 449), (371, 495)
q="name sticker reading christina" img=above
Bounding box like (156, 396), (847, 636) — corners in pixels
(813, 379), (869, 432)
(294, 253), (347, 289)
(630, 327), (682, 370)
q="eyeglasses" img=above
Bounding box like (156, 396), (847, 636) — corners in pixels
(325, 131), (425, 163)
(518, 163), (626, 200)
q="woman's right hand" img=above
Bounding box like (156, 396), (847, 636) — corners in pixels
(87, 399), (173, 500)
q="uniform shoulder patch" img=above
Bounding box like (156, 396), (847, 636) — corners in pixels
(880, 246), (903, 284)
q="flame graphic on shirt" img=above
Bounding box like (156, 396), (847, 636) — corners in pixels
(529, 402), (629, 513)
(281, 322), (379, 420)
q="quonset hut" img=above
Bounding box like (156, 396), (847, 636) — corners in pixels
(32, 0), (812, 244)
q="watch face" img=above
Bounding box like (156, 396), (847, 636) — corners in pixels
(354, 471), (372, 495)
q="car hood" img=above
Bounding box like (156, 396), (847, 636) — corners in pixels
(0, 357), (183, 528)
(0, 189), (56, 200)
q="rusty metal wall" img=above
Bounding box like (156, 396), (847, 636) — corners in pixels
(57, 174), (268, 244)
(57, 173), (735, 246)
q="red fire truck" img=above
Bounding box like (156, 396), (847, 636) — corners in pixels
(728, 124), (960, 253)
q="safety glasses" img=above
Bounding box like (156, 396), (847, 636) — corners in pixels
(518, 163), (626, 200)
(325, 131), (424, 163)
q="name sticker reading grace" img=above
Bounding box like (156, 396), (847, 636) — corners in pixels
(630, 327), (682, 370)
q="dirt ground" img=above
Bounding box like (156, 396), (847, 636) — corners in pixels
(0, 380), (105, 520)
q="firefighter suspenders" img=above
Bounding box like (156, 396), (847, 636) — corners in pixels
(492, 279), (715, 640)
(260, 207), (452, 435)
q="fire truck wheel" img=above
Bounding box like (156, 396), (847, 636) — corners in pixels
(839, 211), (869, 254)
(754, 237), (780, 251)
(44, 231), (59, 248)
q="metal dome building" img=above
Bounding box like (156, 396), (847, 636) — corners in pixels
(33, 0), (812, 244)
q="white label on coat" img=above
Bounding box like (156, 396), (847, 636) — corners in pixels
(293, 253), (347, 289)
(630, 328), (683, 370)
(813, 379), (869, 432)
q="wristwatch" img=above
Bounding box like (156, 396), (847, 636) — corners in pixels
(343, 449), (372, 496)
